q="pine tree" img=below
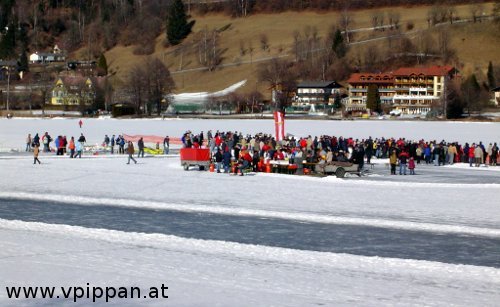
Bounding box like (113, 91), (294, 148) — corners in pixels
(18, 49), (29, 72)
(166, 0), (194, 46)
(366, 84), (381, 113)
(487, 61), (496, 90)
(97, 53), (108, 75)
(0, 23), (16, 59)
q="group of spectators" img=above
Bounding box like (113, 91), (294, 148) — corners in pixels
(181, 130), (499, 175)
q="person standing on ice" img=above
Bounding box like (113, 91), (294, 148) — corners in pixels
(42, 132), (52, 152)
(78, 133), (86, 145)
(33, 144), (41, 164)
(163, 136), (170, 155)
(137, 137), (145, 158)
(75, 141), (83, 158)
(68, 137), (76, 158)
(79, 119), (83, 128)
(408, 157), (416, 175)
(126, 141), (137, 164)
(474, 145), (483, 167)
(389, 146), (398, 175)
(110, 134), (115, 154)
(26, 134), (32, 151)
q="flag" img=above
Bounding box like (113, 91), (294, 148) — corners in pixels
(273, 111), (285, 141)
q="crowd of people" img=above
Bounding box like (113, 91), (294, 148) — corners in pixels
(180, 130), (499, 176)
(25, 132), (171, 165)
(25, 128), (498, 175)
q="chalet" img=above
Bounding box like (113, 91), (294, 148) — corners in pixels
(50, 76), (95, 106)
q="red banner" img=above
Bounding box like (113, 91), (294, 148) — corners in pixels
(273, 111), (285, 141)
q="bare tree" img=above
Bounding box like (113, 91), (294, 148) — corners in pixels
(388, 11), (400, 29)
(340, 8), (352, 43)
(437, 28), (455, 63)
(260, 33), (269, 51)
(239, 40), (246, 56)
(144, 57), (175, 116)
(257, 58), (297, 111)
(127, 64), (147, 115)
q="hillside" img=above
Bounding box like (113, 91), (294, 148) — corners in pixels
(98, 2), (499, 97)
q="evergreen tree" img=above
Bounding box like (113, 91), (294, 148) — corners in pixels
(487, 61), (496, 90)
(18, 49), (29, 72)
(166, 0), (194, 46)
(97, 53), (108, 75)
(445, 81), (462, 119)
(332, 29), (346, 59)
(366, 84), (381, 113)
(0, 23), (16, 59)
(461, 74), (481, 115)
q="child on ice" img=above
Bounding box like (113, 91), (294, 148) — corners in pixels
(409, 156), (416, 175)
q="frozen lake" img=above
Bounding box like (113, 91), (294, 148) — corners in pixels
(1, 197), (499, 267)
(1, 118), (499, 152)
(1, 118), (499, 305)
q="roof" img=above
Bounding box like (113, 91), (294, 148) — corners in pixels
(297, 81), (343, 88)
(347, 73), (394, 84)
(392, 65), (455, 77)
(0, 60), (17, 66)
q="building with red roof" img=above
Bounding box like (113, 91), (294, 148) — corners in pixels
(346, 73), (395, 112)
(346, 65), (457, 115)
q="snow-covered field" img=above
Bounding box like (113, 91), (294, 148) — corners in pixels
(0, 118), (499, 305)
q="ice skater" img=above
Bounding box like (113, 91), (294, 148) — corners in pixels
(79, 119), (83, 128)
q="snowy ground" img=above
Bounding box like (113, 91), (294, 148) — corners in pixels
(0, 119), (499, 305)
(1, 118), (500, 152)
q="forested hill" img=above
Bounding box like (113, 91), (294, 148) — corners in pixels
(0, 0), (494, 61)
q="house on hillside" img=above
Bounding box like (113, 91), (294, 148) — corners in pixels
(49, 76), (96, 107)
(293, 81), (343, 107)
(491, 86), (500, 106)
(30, 52), (66, 64)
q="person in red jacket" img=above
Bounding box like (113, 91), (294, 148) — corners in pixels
(274, 148), (285, 160)
(398, 150), (409, 175)
(408, 156), (416, 175)
(469, 144), (475, 167)
(237, 149), (253, 176)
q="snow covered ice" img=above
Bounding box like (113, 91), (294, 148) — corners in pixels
(0, 118), (499, 306)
